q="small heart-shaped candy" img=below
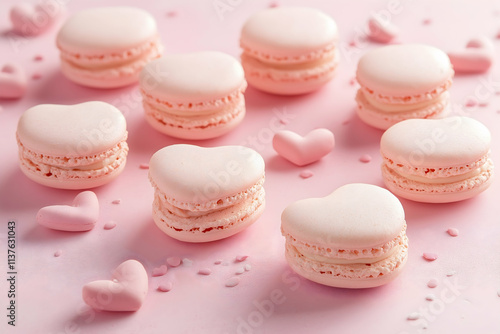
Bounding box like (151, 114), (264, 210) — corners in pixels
(447, 37), (494, 73)
(273, 128), (335, 166)
(281, 183), (408, 288)
(82, 260), (148, 312)
(36, 191), (99, 231)
(381, 117), (494, 203)
(367, 15), (399, 44)
(10, 1), (63, 36)
(149, 144), (265, 242)
(0, 63), (27, 99)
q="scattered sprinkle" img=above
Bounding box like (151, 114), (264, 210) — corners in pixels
(34, 55), (43, 61)
(166, 10), (178, 17)
(299, 170), (314, 179)
(235, 267), (245, 275)
(111, 199), (121, 204)
(198, 268), (212, 275)
(54, 250), (62, 257)
(182, 258), (193, 266)
(447, 228), (459, 237)
(446, 270), (457, 277)
(32, 73), (42, 80)
(342, 120), (350, 125)
(225, 276), (241, 287)
(268, 1), (279, 8)
(422, 18), (432, 25)
(478, 102), (489, 107)
(426, 294), (436, 301)
(427, 279), (438, 288)
(495, 90), (500, 95)
(407, 312), (421, 320)
(279, 117), (289, 125)
(103, 221), (117, 230)
(157, 282), (173, 292)
(214, 260), (222, 265)
(167, 257), (182, 267)
(359, 154), (372, 163)
(497, 290), (500, 297)
(235, 255), (248, 262)
(348, 40), (357, 47)
(139, 163), (149, 169)
(423, 253), (438, 261)
(244, 264), (252, 271)
(152, 265), (168, 277)
(349, 77), (356, 86)
(465, 99), (477, 107)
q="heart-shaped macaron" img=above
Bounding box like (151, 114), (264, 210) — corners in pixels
(447, 37), (494, 74)
(273, 128), (335, 166)
(10, 1), (63, 36)
(36, 191), (99, 231)
(367, 15), (399, 44)
(82, 260), (148, 312)
(0, 63), (27, 99)
(281, 183), (408, 288)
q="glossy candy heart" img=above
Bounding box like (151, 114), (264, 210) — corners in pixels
(367, 15), (399, 44)
(272, 128), (335, 166)
(447, 37), (494, 74)
(0, 63), (27, 99)
(36, 191), (99, 231)
(82, 260), (148, 312)
(10, 1), (64, 36)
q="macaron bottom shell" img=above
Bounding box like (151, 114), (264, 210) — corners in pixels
(285, 241), (408, 289)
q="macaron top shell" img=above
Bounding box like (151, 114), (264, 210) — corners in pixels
(241, 7), (338, 61)
(17, 101), (127, 156)
(140, 52), (245, 104)
(149, 145), (265, 203)
(281, 184), (405, 249)
(356, 44), (453, 97)
(57, 7), (158, 55)
(381, 117), (491, 167)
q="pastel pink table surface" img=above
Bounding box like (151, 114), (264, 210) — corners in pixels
(1, 1), (500, 333)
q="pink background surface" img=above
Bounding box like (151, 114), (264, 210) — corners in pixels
(1, 0), (500, 333)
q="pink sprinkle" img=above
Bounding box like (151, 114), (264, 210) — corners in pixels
(235, 267), (245, 275)
(423, 253), (438, 261)
(422, 18), (432, 25)
(139, 163), (149, 169)
(54, 250), (62, 257)
(34, 55), (43, 61)
(198, 268), (212, 275)
(447, 228), (459, 237)
(299, 170), (314, 179)
(32, 73), (42, 80)
(235, 255), (248, 263)
(407, 312), (420, 320)
(342, 120), (350, 125)
(268, 1), (279, 8)
(157, 282), (173, 292)
(152, 265), (168, 277)
(167, 257), (182, 267)
(478, 102), (489, 107)
(244, 264), (252, 271)
(465, 99), (477, 107)
(496, 90), (500, 95)
(425, 294), (436, 301)
(166, 10), (178, 17)
(359, 154), (372, 163)
(214, 260), (222, 265)
(497, 290), (500, 297)
(496, 31), (500, 39)
(349, 77), (356, 86)
(427, 278), (438, 288)
(103, 221), (116, 230)
(111, 199), (121, 205)
(348, 40), (357, 47)
(225, 276), (241, 287)
(279, 118), (289, 125)
(103, 220), (116, 230)
(446, 270), (456, 277)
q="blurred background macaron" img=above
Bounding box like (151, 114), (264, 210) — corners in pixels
(240, 6), (339, 95)
(57, 6), (163, 88)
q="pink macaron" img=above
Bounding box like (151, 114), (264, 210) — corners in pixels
(281, 183), (408, 289)
(56, 7), (163, 88)
(16, 101), (128, 189)
(140, 52), (247, 140)
(148, 144), (265, 242)
(381, 117), (494, 203)
(240, 7), (339, 95)
(356, 44), (454, 130)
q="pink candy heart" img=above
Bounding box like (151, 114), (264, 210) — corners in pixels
(367, 15), (399, 44)
(273, 128), (335, 166)
(10, 1), (64, 36)
(447, 37), (494, 74)
(82, 260), (148, 312)
(36, 191), (99, 232)
(0, 63), (27, 99)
